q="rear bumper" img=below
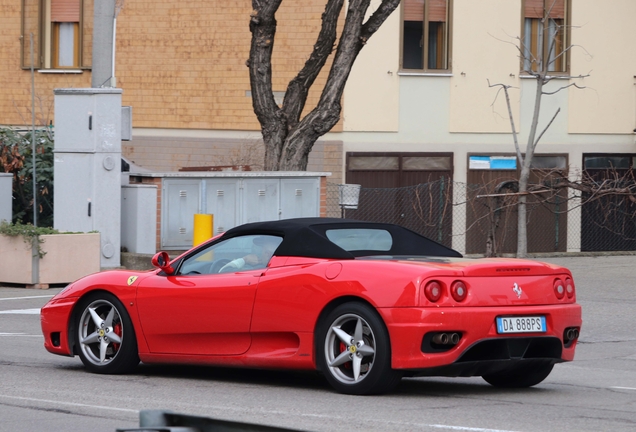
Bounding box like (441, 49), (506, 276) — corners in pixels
(379, 304), (582, 372)
(40, 297), (77, 357)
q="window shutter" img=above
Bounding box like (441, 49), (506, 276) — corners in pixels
(51, 0), (80, 22)
(548, 0), (564, 19)
(404, 0), (424, 22)
(428, 0), (447, 23)
(525, 0), (564, 19)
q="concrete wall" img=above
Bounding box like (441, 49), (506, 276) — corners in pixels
(449, 0), (521, 133)
(568, 0), (636, 134)
(343, 0), (400, 132)
(122, 135), (343, 187)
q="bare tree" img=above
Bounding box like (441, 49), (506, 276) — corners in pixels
(248, 0), (400, 171)
(488, 0), (588, 257)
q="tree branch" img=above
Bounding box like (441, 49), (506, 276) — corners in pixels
(488, 80), (522, 163)
(281, 0), (344, 129)
(542, 80), (588, 95)
(279, 0), (400, 169)
(533, 107), (560, 150)
(248, 0), (283, 129)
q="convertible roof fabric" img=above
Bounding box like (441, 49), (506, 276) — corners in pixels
(222, 218), (462, 259)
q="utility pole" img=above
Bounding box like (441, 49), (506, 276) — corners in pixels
(92, 0), (116, 88)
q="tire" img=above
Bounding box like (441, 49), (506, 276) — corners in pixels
(75, 292), (140, 374)
(316, 302), (402, 395)
(482, 363), (554, 388)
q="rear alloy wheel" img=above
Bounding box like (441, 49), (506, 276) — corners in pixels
(76, 293), (139, 374)
(317, 302), (402, 395)
(482, 363), (554, 388)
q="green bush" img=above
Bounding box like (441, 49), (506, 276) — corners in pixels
(0, 127), (54, 227)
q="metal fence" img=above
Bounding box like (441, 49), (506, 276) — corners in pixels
(326, 180), (636, 255)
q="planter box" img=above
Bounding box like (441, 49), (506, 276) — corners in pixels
(0, 233), (101, 286)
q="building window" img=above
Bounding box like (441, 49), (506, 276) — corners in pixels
(401, 0), (452, 72)
(522, 0), (568, 73)
(51, 0), (80, 67)
(583, 155), (634, 170)
(21, 0), (91, 70)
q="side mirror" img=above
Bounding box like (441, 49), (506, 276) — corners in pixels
(151, 251), (175, 275)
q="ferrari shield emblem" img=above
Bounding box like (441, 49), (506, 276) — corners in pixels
(127, 276), (138, 286)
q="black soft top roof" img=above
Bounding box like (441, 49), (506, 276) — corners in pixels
(222, 217), (462, 259)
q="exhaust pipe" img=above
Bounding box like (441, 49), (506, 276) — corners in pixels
(432, 333), (450, 345)
(566, 328), (579, 341)
(431, 332), (462, 346)
(449, 332), (460, 344)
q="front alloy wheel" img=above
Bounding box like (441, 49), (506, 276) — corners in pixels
(318, 302), (402, 395)
(76, 293), (139, 374)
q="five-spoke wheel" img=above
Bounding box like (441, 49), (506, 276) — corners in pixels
(76, 293), (139, 374)
(317, 302), (402, 395)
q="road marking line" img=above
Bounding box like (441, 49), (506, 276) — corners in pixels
(611, 386), (636, 391)
(0, 295), (54, 301)
(0, 333), (41, 337)
(0, 394), (138, 414)
(0, 308), (41, 314)
(428, 426), (519, 432)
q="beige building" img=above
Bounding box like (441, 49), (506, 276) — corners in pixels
(2, 0), (635, 253)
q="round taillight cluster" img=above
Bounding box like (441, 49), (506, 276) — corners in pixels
(565, 277), (575, 299)
(424, 281), (443, 302)
(554, 278), (565, 299)
(451, 281), (467, 302)
(423, 280), (468, 303)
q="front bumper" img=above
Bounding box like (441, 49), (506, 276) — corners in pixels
(380, 303), (582, 372)
(40, 297), (78, 357)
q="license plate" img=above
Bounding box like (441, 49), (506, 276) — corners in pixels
(496, 316), (547, 334)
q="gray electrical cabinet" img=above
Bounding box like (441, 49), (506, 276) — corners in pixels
(155, 173), (325, 249)
(121, 184), (157, 254)
(243, 178), (280, 224)
(0, 173), (12, 222)
(205, 179), (239, 235)
(280, 178), (320, 220)
(163, 181), (200, 248)
(53, 88), (123, 268)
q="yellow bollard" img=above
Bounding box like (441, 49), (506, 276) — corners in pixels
(193, 214), (214, 247)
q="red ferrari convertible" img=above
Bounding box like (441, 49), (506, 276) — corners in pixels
(41, 218), (582, 395)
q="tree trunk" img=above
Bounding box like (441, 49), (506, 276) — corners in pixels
(517, 76), (544, 258)
(248, 0), (401, 171)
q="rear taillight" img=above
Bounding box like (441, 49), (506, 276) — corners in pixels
(565, 277), (575, 299)
(424, 281), (443, 303)
(554, 278), (565, 299)
(450, 280), (467, 302)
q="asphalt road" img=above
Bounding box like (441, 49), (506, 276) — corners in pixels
(1, 255), (635, 432)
